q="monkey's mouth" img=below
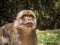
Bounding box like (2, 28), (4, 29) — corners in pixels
(25, 22), (33, 27)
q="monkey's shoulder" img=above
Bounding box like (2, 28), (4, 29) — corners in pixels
(0, 23), (13, 30)
(0, 23), (14, 36)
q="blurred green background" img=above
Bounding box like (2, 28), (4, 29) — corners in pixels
(0, 0), (60, 30)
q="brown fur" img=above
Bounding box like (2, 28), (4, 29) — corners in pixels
(17, 27), (37, 45)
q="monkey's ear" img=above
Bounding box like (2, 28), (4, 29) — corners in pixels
(14, 20), (24, 28)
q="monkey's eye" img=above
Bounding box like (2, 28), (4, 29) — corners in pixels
(29, 15), (34, 18)
(21, 15), (34, 19)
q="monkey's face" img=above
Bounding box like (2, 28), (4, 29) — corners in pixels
(14, 10), (36, 29)
(21, 14), (35, 27)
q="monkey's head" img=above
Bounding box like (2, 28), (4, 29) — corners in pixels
(14, 10), (37, 29)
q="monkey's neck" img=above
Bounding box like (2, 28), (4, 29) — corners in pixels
(17, 27), (37, 45)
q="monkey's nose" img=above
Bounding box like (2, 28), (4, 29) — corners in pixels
(28, 18), (32, 21)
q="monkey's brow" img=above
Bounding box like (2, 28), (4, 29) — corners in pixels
(22, 14), (34, 18)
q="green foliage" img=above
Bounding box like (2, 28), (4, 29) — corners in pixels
(37, 33), (57, 44)
(37, 30), (60, 45)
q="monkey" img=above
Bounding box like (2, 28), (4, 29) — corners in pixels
(13, 10), (37, 45)
(0, 10), (37, 45)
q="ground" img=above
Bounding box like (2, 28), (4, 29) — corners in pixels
(36, 29), (60, 45)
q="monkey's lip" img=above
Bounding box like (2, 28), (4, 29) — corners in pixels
(25, 22), (33, 27)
